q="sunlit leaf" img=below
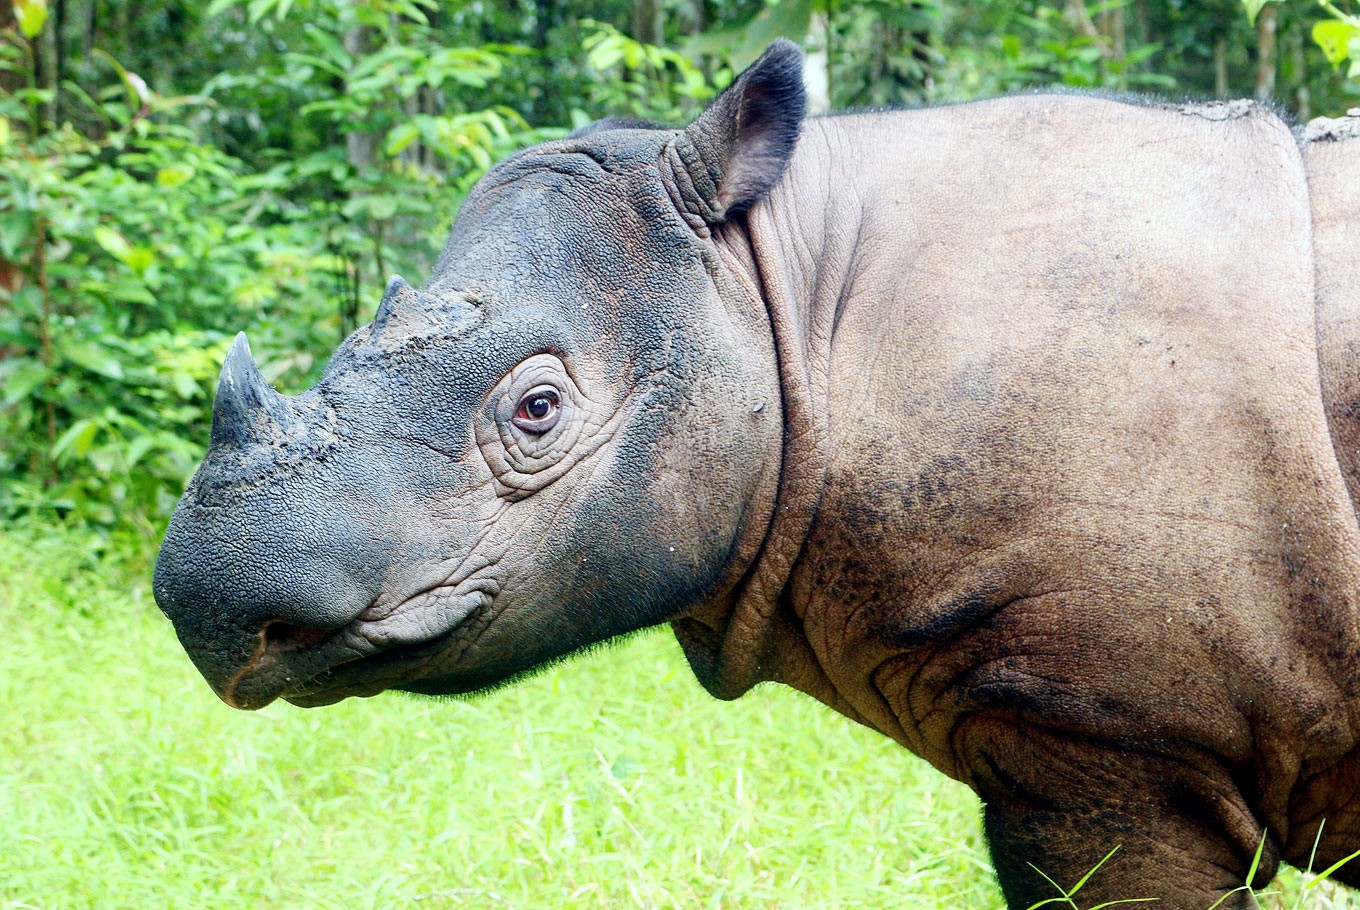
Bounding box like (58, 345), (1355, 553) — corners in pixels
(0, 210), (34, 259)
(125, 246), (157, 276)
(1, 358), (48, 405)
(62, 342), (125, 380)
(204, 0), (241, 17)
(123, 434), (156, 468)
(93, 226), (133, 264)
(14, 0), (48, 38)
(304, 24), (353, 70)
(1240, 0), (1280, 26)
(384, 122), (421, 156)
(1313, 19), (1360, 68)
(52, 417), (100, 461)
(156, 164), (196, 188)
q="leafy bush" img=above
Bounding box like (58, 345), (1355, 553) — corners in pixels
(0, 6), (553, 536)
(2, 0), (1355, 539)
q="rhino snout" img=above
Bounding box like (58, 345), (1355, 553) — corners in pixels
(152, 445), (405, 707)
(153, 524), (377, 709)
(154, 488), (499, 709)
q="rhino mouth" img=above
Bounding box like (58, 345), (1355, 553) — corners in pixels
(280, 622), (469, 707)
(220, 586), (496, 710)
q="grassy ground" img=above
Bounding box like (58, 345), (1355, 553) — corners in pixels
(2, 523), (1359, 909)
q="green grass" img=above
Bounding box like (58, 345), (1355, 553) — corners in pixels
(2, 523), (1358, 910)
(0, 525), (996, 909)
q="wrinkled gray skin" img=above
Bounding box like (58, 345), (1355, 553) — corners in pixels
(156, 42), (1360, 908)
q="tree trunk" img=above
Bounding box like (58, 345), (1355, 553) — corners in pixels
(681, 0), (704, 35)
(1131, 0), (1150, 52)
(910, 3), (933, 101)
(631, 0), (662, 47)
(805, 11), (831, 114)
(54, 0), (66, 122)
(343, 22), (377, 171)
(341, 15), (377, 337)
(1098, 0), (1125, 59)
(531, 0), (560, 125)
(32, 5), (58, 127)
(1288, 19), (1310, 120)
(1214, 38), (1228, 99)
(1065, 0), (1103, 44)
(0, 2), (20, 96)
(83, 0), (95, 58)
(1255, 3), (1277, 100)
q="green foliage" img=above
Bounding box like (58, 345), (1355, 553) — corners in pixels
(579, 20), (720, 124)
(12, 0), (47, 40)
(1240, 0), (1360, 77)
(939, 1), (1173, 98)
(1312, 2), (1360, 75)
(0, 1), (556, 535)
(1, 0), (1357, 537)
(0, 83), (361, 533)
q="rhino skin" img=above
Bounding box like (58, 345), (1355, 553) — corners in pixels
(154, 42), (1360, 907)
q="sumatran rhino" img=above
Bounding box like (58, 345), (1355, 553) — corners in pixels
(154, 41), (1360, 908)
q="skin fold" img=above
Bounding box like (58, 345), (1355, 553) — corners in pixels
(155, 42), (1360, 908)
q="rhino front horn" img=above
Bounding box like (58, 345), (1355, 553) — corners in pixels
(210, 332), (293, 449)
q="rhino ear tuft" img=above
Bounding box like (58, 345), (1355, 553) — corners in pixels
(677, 39), (805, 222)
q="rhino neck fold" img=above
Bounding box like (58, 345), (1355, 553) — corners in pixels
(673, 119), (864, 708)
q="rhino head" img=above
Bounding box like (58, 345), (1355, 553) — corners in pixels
(153, 42), (805, 710)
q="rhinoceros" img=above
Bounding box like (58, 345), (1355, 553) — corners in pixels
(154, 40), (1360, 908)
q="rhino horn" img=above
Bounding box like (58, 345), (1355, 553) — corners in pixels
(369, 275), (477, 344)
(210, 332), (292, 449)
(374, 275), (417, 330)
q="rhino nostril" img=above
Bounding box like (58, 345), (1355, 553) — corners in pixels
(262, 620), (335, 650)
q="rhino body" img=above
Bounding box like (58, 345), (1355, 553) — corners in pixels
(155, 43), (1360, 907)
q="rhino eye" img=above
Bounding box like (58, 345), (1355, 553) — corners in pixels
(512, 387), (560, 433)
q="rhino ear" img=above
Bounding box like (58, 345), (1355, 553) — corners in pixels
(674, 39), (805, 223)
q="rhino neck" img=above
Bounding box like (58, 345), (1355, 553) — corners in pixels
(672, 117), (869, 710)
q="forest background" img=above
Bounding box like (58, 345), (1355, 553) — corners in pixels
(3, 3), (1360, 908)
(1, 0), (1359, 540)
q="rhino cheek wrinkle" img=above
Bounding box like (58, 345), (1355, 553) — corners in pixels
(152, 39), (1360, 910)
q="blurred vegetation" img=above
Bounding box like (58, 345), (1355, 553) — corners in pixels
(1, 0), (1358, 539)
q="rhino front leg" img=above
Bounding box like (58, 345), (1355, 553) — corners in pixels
(964, 724), (1275, 909)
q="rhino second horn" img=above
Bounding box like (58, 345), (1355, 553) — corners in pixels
(374, 275), (417, 331)
(369, 275), (472, 343)
(210, 332), (294, 449)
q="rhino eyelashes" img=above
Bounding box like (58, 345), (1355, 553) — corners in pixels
(512, 386), (562, 434)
